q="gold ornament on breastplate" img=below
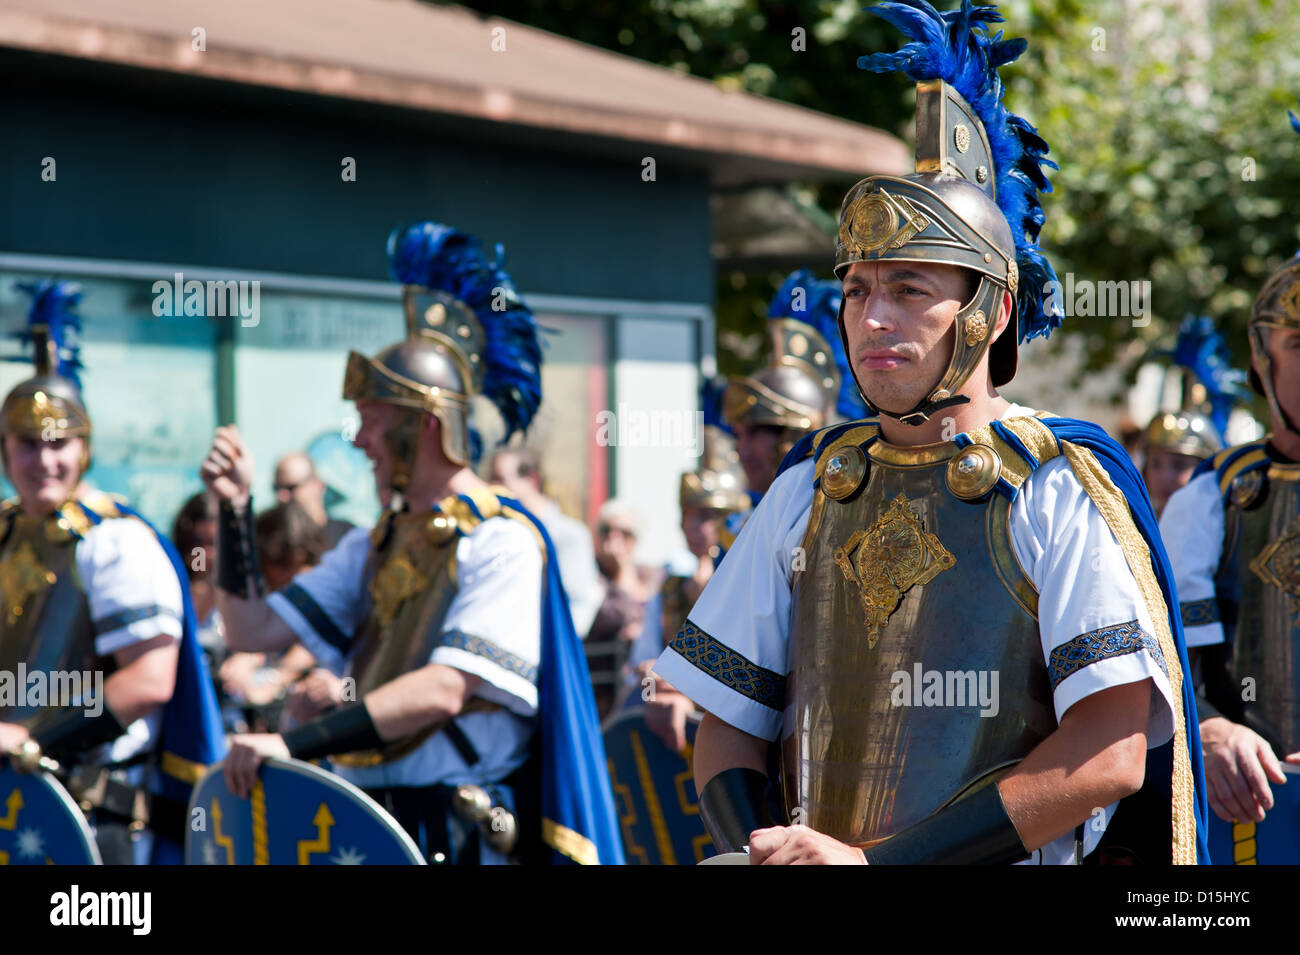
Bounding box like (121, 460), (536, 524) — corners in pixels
(1249, 514), (1300, 623)
(1, 538), (57, 628)
(832, 493), (955, 648)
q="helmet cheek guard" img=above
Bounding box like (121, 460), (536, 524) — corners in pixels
(1249, 255), (1300, 435)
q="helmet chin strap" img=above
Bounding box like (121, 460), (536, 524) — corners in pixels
(872, 392), (970, 428)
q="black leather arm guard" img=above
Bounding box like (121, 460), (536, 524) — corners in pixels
(217, 498), (265, 599)
(30, 699), (129, 762)
(698, 768), (777, 854)
(282, 703), (384, 761)
(863, 781), (1029, 865)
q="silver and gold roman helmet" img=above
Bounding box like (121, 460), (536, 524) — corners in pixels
(723, 267), (864, 437)
(0, 281), (92, 473)
(1249, 251), (1300, 433)
(1144, 411), (1220, 462)
(343, 223), (542, 499)
(834, 2), (1063, 426)
(722, 318), (840, 434)
(344, 291), (486, 477)
(679, 425), (749, 513)
(1143, 316), (1247, 462)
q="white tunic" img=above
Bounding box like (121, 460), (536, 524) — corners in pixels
(1158, 471), (1227, 649)
(75, 516), (184, 769)
(266, 519), (542, 790)
(653, 406), (1175, 865)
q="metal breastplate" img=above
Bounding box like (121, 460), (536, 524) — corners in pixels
(1216, 460), (1300, 755)
(0, 502), (97, 725)
(332, 507), (463, 767)
(782, 436), (1054, 847)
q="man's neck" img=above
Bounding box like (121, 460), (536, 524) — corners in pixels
(403, 467), (487, 513)
(876, 392), (1012, 446)
(1269, 418), (1300, 462)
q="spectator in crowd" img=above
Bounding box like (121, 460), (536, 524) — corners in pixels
(171, 491), (222, 670)
(219, 501), (325, 730)
(273, 450), (354, 548)
(585, 499), (658, 720)
(490, 447), (604, 638)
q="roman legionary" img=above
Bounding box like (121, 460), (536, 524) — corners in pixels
(719, 270), (864, 550)
(1140, 316), (1248, 516)
(654, 0), (1210, 865)
(0, 280), (224, 864)
(1160, 241), (1300, 854)
(629, 423), (748, 750)
(205, 222), (623, 865)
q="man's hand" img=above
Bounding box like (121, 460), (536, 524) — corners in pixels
(219, 652), (267, 701)
(200, 425), (255, 508)
(0, 722), (31, 755)
(748, 825), (868, 865)
(644, 690), (695, 754)
(1200, 716), (1288, 823)
(223, 733), (290, 799)
(285, 669), (346, 724)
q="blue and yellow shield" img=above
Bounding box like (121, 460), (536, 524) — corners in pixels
(184, 757), (424, 865)
(1207, 764), (1300, 864)
(603, 709), (715, 865)
(0, 760), (100, 865)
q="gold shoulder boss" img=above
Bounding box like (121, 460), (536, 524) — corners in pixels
(822, 445), (868, 500)
(946, 443), (1002, 500)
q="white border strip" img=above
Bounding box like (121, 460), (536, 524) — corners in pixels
(0, 251), (712, 322)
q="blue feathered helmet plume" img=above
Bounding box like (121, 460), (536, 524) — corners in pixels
(700, 374), (731, 434)
(6, 279), (85, 386)
(1163, 315), (1249, 445)
(857, 0), (1062, 345)
(382, 221), (542, 466)
(1, 279), (93, 444)
(769, 269), (868, 420)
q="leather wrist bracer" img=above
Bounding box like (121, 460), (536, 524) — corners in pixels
(217, 498), (265, 598)
(862, 780), (1029, 865)
(698, 768), (776, 854)
(283, 703), (384, 761)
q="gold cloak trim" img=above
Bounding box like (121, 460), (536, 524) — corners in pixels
(1058, 439), (1197, 865)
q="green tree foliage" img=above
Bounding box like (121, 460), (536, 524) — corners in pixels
(449, 0), (1300, 388)
(1006, 0), (1300, 382)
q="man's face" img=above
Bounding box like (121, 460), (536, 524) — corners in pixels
(1143, 448), (1200, 514)
(732, 421), (782, 494)
(3, 434), (85, 515)
(680, 504), (721, 558)
(490, 452), (537, 499)
(1254, 326), (1300, 429)
(273, 457), (321, 509)
(840, 260), (973, 416)
(353, 400), (398, 503)
(598, 520), (637, 565)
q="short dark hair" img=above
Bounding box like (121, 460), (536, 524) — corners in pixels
(256, 501), (327, 572)
(172, 491), (217, 579)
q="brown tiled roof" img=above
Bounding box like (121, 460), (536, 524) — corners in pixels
(0, 0), (909, 183)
